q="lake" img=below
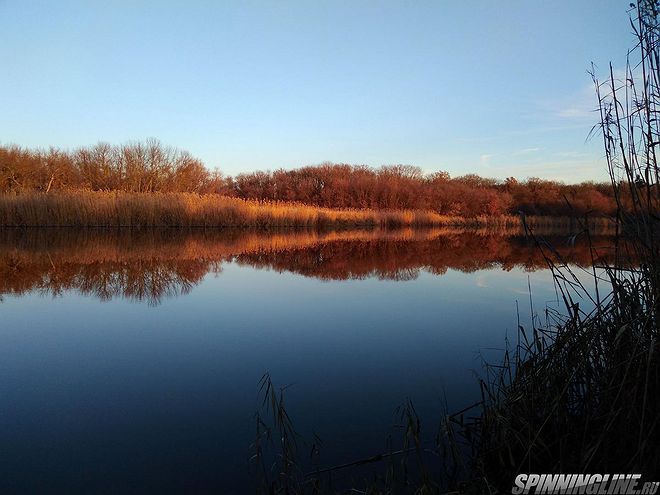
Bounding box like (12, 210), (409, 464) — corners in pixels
(0, 227), (611, 493)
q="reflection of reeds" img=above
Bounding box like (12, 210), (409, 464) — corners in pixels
(0, 228), (621, 304)
(0, 191), (615, 229)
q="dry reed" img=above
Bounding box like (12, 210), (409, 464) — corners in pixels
(0, 190), (614, 230)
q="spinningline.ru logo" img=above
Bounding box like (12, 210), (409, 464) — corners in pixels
(511, 474), (659, 494)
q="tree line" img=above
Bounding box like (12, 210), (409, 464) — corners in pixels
(0, 140), (619, 217)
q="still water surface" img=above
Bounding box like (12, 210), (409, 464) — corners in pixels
(0, 228), (610, 493)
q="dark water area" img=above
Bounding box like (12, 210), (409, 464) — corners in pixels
(0, 227), (615, 493)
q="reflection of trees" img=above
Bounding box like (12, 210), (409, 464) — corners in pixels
(21, 259), (212, 306)
(0, 228), (621, 304)
(234, 234), (620, 281)
(73, 260), (210, 305)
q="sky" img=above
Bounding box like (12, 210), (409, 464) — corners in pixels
(1, 1), (635, 182)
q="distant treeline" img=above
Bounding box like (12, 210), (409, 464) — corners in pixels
(1, 140), (618, 217)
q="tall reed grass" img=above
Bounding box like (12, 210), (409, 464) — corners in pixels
(0, 190), (614, 230)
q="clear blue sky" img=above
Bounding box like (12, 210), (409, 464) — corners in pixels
(1, 1), (633, 182)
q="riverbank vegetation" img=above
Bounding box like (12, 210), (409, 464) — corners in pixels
(1, 140), (620, 219)
(0, 190), (616, 228)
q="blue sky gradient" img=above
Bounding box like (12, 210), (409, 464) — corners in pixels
(1, 1), (633, 181)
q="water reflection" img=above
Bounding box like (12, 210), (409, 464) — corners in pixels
(0, 227), (618, 304)
(0, 226), (621, 493)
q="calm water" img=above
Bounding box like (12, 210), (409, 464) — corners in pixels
(0, 228), (610, 493)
